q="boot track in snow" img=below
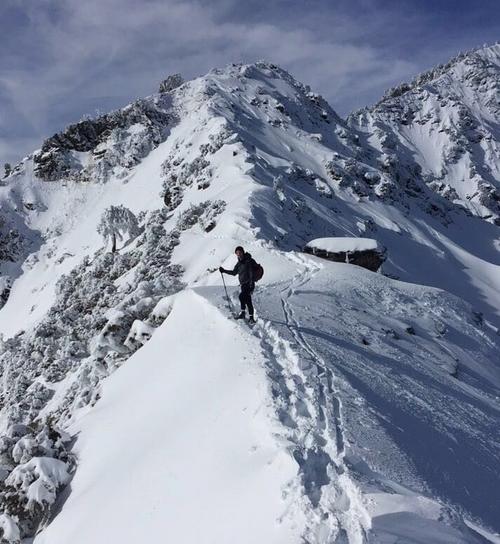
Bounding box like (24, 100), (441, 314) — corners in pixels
(247, 256), (369, 543)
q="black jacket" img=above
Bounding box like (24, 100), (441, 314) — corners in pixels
(225, 253), (256, 287)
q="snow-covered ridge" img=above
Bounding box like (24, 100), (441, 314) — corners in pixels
(349, 43), (500, 223)
(374, 43), (500, 106)
(0, 53), (499, 542)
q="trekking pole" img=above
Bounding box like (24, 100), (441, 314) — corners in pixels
(220, 271), (234, 312)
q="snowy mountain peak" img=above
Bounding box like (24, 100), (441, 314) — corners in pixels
(350, 43), (500, 223)
(376, 43), (500, 107)
(0, 54), (499, 543)
(11, 61), (342, 188)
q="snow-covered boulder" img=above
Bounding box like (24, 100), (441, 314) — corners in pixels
(304, 237), (386, 271)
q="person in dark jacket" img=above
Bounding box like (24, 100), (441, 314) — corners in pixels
(219, 246), (257, 323)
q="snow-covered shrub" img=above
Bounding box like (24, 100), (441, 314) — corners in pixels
(199, 127), (236, 156)
(160, 125), (238, 209)
(179, 157), (211, 187)
(91, 309), (135, 359)
(374, 179), (399, 201)
(379, 153), (396, 171)
(0, 203), (196, 541)
(176, 200), (226, 232)
(0, 221), (23, 265)
(442, 139), (467, 163)
(324, 160), (343, 182)
(97, 205), (140, 252)
(0, 513), (19, 543)
(352, 180), (369, 198)
(162, 185), (184, 211)
(428, 181), (460, 202)
(149, 295), (177, 326)
(160, 155), (212, 205)
(0, 207), (185, 427)
(363, 171), (380, 185)
(0, 421), (74, 541)
(284, 165), (332, 198)
(124, 320), (155, 352)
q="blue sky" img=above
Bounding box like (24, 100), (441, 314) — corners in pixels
(0, 0), (499, 166)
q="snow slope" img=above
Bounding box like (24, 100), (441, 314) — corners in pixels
(0, 51), (499, 543)
(35, 254), (500, 543)
(35, 289), (307, 544)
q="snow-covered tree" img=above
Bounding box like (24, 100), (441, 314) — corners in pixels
(97, 205), (139, 253)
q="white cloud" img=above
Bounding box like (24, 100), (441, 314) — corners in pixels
(0, 0), (420, 164)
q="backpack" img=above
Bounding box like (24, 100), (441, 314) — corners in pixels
(253, 261), (264, 282)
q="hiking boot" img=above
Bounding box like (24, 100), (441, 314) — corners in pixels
(236, 311), (246, 320)
(248, 315), (256, 324)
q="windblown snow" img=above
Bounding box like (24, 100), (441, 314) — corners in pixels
(0, 47), (499, 544)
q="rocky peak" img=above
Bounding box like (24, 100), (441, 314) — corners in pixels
(158, 73), (184, 93)
(349, 44), (500, 224)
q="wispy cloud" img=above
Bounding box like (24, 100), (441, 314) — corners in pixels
(0, 0), (498, 165)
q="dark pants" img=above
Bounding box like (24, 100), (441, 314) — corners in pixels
(239, 283), (254, 316)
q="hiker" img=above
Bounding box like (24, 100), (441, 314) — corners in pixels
(219, 246), (257, 323)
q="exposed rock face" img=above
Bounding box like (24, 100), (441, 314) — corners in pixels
(0, 222), (22, 264)
(0, 221), (23, 310)
(33, 98), (175, 183)
(159, 73), (184, 93)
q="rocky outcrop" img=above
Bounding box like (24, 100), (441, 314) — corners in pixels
(304, 237), (386, 272)
(33, 98), (175, 182)
(159, 74), (184, 93)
